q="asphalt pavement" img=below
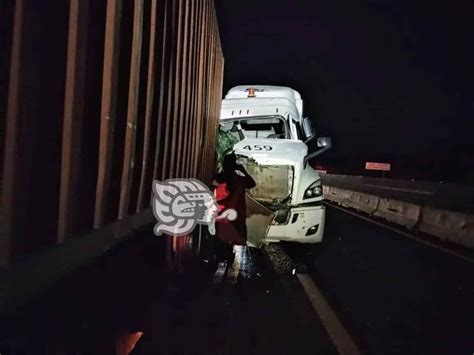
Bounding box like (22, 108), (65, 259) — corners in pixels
(284, 205), (474, 355)
(3, 205), (472, 354)
(1, 229), (337, 354)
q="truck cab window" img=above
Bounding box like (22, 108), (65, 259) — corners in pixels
(221, 116), (290, 140)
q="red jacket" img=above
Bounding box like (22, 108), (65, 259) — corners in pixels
(215, 170), (256, 245)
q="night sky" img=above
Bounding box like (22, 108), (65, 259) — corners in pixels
(215, 0), (474, 182)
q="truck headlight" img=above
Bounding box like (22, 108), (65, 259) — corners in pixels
(304, 181), (322, 199)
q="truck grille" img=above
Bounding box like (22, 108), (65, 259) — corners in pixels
(243, 161), (294, 205)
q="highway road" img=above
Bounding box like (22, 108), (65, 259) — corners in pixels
(284, 205), (474, 355)
(2, 204), (473, 354)
(1, 231), (337, 354)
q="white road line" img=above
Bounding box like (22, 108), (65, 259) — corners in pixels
(325, 202), (474, 264)
(297, 274), (361, 355)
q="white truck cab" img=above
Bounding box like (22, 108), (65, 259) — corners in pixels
(219, 85), (331, 245)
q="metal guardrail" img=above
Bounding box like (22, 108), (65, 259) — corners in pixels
(321, 174), (474, 213)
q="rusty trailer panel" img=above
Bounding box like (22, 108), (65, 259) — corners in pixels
(137, 0), (159, 212)
(160, 0), (179, 182)
(94, 0), (123, 229)
(0, 0), (223, 267)
(153, 0), (172, 182)
(118, 0), (145, 220)
(175, 0), (190, 178)
(58, 0), (90, 242)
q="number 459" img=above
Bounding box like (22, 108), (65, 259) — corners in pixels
(242, 145), (273, 151)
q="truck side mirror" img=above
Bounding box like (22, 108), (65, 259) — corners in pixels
(316, 137), (331, 148)
(304, 136), (332, 166)
(302, 117), (316, 141)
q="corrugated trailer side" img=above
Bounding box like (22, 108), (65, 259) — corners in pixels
(0, 0), (223, 267)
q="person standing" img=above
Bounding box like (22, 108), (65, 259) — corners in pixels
(214, 153), (256, 259)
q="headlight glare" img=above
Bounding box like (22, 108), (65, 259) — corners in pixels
(304, 181), (322, 199)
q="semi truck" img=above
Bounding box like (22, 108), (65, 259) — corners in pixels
(218, 85), (331, 246)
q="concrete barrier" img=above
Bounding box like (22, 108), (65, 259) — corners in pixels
(373, 198), (421, 229)
(325, 186), (347, 204)
(322, 176), (474, 248)
(323, 183), (474, 248)
(321, 173), (474, 214)
(323, 185), (330, 197)
(419, 207), (474, 248)
(324, 187), (380, 215)
(340, 190), (356, 208)
(341, 191), (379, 215)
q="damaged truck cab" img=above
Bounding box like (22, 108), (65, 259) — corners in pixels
(219, 85), (331, 245)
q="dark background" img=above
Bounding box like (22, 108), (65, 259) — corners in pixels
(215, 0), (474, 183)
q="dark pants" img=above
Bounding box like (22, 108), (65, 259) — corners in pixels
(214, 236), (234, 263)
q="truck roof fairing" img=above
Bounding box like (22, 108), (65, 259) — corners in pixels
(220, 97), (300, 120)
(225, 85), (303, 118)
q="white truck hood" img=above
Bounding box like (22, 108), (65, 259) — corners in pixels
(233, 138), (308, 166)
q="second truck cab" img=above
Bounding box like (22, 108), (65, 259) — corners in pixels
(219, 85), (331, 246)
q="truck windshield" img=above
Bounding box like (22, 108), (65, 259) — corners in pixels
(220, 115), (289, 140)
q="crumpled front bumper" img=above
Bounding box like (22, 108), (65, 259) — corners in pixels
(265, 204), (326, 244)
